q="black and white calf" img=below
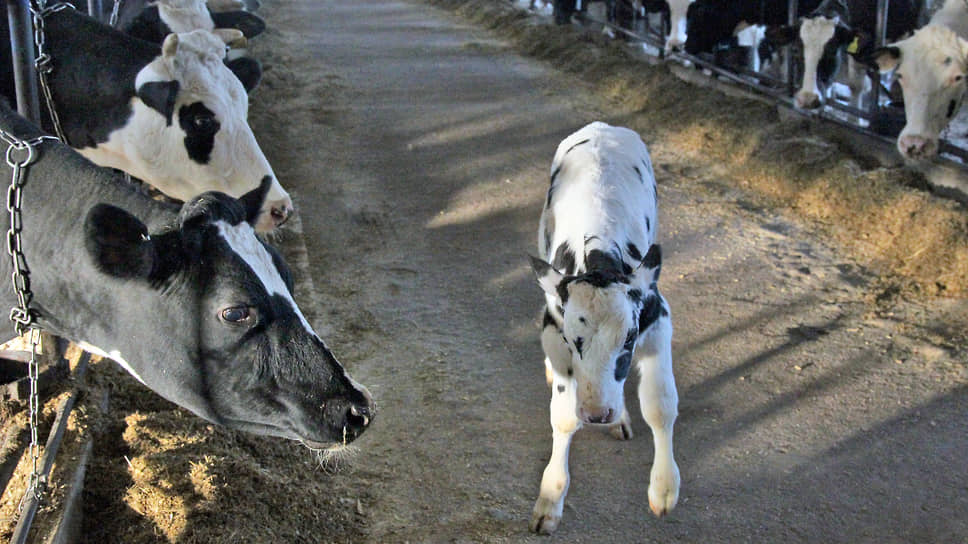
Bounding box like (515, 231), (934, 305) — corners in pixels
(684, 0), (824, 55)
(0, 103), (372, 448)
(869, 0), (968, 158)
(0, 5), (290, 231)
(529, 122), (679, 534)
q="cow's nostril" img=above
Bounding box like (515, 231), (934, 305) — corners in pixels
(349, 404), (371, 428)
(270, 206), (291, 226)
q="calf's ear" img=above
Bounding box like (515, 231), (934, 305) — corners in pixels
(84, 204), (156, 279)
(529, 256), (564, 297)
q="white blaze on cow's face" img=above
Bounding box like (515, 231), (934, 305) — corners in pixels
(666, 0), (694, 52)
(156, 0), (215, 33)
(82, 29), (291, 231)
(874, 25), (968, 159)
(796, 16), (838, 109)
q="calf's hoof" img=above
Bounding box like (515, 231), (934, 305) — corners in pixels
(608, 413), (633, 440)
(530, 498), (562, 534)
(648, 462), (680, 517)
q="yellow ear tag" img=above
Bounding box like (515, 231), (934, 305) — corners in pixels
(846, 36), (860, 55)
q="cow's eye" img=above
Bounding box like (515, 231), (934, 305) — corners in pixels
(194, 114), (216, 131)
(220, 306), (251, 323)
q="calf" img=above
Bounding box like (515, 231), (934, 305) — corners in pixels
(869, 0), (968, 158)
(0, 5), (290, 231)
(0, 103), (372, 448)
(761, 0), (921, 109)
(528, 122), (679, 534)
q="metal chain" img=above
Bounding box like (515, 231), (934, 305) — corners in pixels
(1, 129), (57, 511)
(109, 0), (122, 26)
(29, 1), (73, 145)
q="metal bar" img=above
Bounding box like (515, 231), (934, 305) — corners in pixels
(87, 0), (101, 19)
(785, 0), (797, 96)
(871, 0), (890, 107)
(8, 351), (89, 544)
(5, 0), (40, 123)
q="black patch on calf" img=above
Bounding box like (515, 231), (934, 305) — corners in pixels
(948, 99), (958, 119)
(645, 216), (651, 233)
(615, 351), (632, 381)
(638, 285), (663, 333)
(627, 241), (642, 261)
(543, 308), (561, 331)
(178, 102), (220, 164)
(557, 385), (565, 393)
(84, 204), (154, 279)
(574, 337), (584, 358)
(586, 249), (627, 277)
(137, 80), (180, 126)
(553, 243), (577, 275)
(122, 6), (169, 44)
(633, 165), (643, 182)
(563, 138), (590, 156)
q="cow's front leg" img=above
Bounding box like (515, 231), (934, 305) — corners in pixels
(637, 314), (680, 517)
(530, 372), (581, 534)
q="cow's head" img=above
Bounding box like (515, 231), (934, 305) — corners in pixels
(530, 246), (662, 424)
(153, 0), (266, 38)
(685, 0), (735, 55)
(793, 15), (854, 109)
(869, 25), (968, 159)
(663, 0), (694, 53)
(83, 179), (373, 449)
(128, 29), (291, 231)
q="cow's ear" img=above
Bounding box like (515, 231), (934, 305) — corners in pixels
(224, 56), (262, 93)
(84, 204), (156, 279)
(529, 256), (564, 297)
(212, 28), (247, 49)
(869, 46), (901, 72)
(634, 244), (662, 284)
(237, 175), (273, 226)
(137, 80), (180, 125)
(162, 32), (179, 58)
(210, 10), (266, 39)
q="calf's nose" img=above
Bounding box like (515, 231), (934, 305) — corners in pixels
(580, 406), (615, 424)
(795, 91), (821, 110)
(269, 202), (293, 227)
(899, 134), (936, 159)
(324, 396), (374, 444)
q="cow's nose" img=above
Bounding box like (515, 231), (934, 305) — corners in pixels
(270, 203), (292, 227)
(795, 91), (821, 110)
(340, 401), (373, 443)
(899, 134), (936, 159)
(581, 407), (615, 424)
(666, 41), (683, 54)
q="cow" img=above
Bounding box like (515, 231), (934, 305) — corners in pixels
(117, 0), (266, 45)
(684, 0), (824, 56)
(759, 0), (921, 109)
(528, 122), (679, 534)
(869, 0), (968, 158)
(0, 4), (291, 232)
(0, 102), (373, 449)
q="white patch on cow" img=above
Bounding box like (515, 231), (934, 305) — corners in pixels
(216, 220), (314, 334)
(156, 0), (215, 33)
(77, 341), (146, 384)
(879, 23), (968, 158)
(77, 29), (291, 231)
(666, 0), (694, 51)
(796, 16), (838, 109)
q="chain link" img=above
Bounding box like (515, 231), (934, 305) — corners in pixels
(1, 129), (58, 512)
(29, 1), (74, 144)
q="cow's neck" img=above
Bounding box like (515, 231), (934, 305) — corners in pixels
(44, 8), (160, 147)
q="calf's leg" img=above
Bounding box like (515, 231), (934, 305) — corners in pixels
(636, 314), (680, 516)
(530, 371), (581, 534)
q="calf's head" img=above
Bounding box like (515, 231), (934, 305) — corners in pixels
(531, 247), (661, 425)
(870, 25), (968, 159)
(83, 180), (372, 448)
(129, 29), (291, 230)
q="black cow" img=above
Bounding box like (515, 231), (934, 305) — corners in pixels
(0, 4), (291, 232)
(118, 0), (266, 45)
(684, 0), (825, 55)
(0, 103), (373, 448)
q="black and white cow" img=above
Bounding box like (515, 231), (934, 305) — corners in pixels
(760, 0), (921, 109)
(528, 122), (679, 534)
(0, 103), (372, 448)
(118, 0), (266, 45)
(0, 5), (291, 231)
(638, 0), (694, 52)
(869, 0), (968, 158)
(684, 0), (824, 56)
